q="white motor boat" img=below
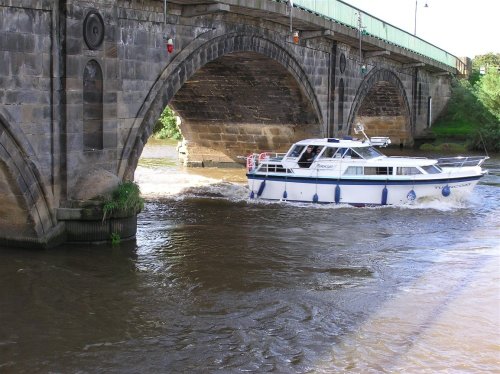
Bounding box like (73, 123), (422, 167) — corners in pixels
(246, 124), (488, 206)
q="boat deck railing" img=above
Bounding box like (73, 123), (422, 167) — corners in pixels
(437, 156), (489, 167)
(389, 156), (429, 160)
(246, 153), (490, 174)
(246, 152), (286, 171)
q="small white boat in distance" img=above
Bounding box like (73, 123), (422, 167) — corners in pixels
(246, 124), (488, 206)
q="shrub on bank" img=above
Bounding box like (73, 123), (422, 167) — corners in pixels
(467, 121), (500, 153)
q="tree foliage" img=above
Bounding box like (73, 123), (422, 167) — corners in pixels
(469, 52), (500, 85)
(153, 106), (182, 140)
(474, 70), (500, 120)
(433, 54), (499, 153)
(470, 54), (500, 152)
(472, 52), (500, 66)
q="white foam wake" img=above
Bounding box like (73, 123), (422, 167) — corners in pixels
(135, 166), (249, 201)
(135, 165), (475, 211)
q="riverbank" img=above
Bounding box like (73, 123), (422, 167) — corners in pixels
(427, 76), (499, 153)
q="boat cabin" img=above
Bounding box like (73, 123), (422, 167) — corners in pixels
(254, 137), (445, 177)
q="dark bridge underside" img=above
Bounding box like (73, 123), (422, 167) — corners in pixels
(348, 69), (412, 145)
(355, 81), (410, 142)
(170, 51), (320, 161)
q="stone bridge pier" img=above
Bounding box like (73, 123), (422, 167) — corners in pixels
(0, 0), (454, 247)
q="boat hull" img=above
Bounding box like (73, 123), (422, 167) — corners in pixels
(247, 174), (482, 205)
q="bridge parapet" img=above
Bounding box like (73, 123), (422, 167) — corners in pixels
(284, 0), (458, 69)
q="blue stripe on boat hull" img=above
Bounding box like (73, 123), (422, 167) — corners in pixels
(246, 174), (482, 186)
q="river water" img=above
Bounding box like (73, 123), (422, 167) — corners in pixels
(1, 144), (499, 373)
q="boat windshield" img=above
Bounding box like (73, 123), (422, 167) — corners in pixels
(351, 147), (383, 159)
(286, 145), (305, 158)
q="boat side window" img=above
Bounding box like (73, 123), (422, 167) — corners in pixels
(421, 165), (442, 174)
(364, 167), (393, 175)
(396, 167), (422, 175)
(287, 145), (305, 158)
(298, 145), (316, 168)
(344, 166), (363, 175)
(320, 147), (338, 158)
(258, 164), (290, 173)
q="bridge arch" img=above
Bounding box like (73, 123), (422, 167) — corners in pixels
(118, 29), (323, 179)
(0, 112), (56, 245)
(347, 68), (412, 144)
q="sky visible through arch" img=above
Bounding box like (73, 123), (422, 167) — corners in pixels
(343, 0), (498, 59)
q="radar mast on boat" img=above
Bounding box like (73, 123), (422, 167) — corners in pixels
(354, 122), (391, 147)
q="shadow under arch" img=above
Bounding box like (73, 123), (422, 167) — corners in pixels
(346, 68), (412, 138)
(118, 29), (323, 180)
(0, 111), (58, 246)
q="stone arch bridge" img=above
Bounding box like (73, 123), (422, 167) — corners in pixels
(0, 0), (462, 247)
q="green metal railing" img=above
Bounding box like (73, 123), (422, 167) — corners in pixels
(278, 0), (462, 71)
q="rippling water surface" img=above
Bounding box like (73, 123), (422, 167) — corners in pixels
(1, 146), (499, 373)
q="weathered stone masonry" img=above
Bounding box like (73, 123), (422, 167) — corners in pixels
(0, 0), (453, 247)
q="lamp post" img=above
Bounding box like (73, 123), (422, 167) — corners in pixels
(356, 12), (367, 73)
(414, 0), (428, 35)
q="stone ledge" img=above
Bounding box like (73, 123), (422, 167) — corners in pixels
(0, 222), (66, 249)
(56, 205), (140, 221)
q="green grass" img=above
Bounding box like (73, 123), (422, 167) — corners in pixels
(431, 120), (474, 139)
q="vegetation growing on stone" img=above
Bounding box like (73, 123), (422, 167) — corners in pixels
(110, 232), (121, 245)
(102, 181), (144, 221)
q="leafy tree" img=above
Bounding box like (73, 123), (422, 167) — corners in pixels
(153, 106), (182, 140)
(432, 79), (489, 137)
(469, 69), (500, 153)
(471, 52), (500, 70)
(469, 52), (500, 85)
(433, 54), (499, 153)
(474, 70), (500, 120)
